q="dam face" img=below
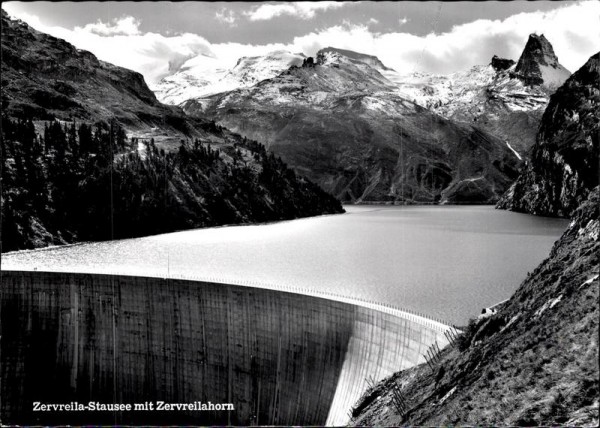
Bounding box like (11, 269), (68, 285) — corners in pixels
(1, 271), (449, 425)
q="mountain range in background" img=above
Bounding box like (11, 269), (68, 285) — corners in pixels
(153, 50), (306, 105)
(149, 33), (573, 205)
(181, 47), (522, 204)
(390, 34), (571, 155)
(156, 33), (570, 160)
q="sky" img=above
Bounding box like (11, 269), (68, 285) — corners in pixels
(2, 1), (599, 86)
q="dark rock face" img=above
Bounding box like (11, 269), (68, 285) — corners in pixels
(302, 57), (316, 68)
(512, 34), (570, 87)
(189, 49), (521, 204)
(497, 52), (600, 217)
(491, 55), (515, 71)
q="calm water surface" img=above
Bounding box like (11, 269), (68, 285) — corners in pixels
(2, 206), (568, 324)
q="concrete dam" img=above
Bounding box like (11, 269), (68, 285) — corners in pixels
(1, 270), (451, 425)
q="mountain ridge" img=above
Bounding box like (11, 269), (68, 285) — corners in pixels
(153, 50), (305, 105)
(185, 46), (522, 204)
(390, 34), (571, 155)
(1, 9), (191, 137)
(154, 35), (570, 160)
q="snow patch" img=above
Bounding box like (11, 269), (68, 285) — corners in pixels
(153, 50), (304, 104)
(500, 314), (520, 333)
(506, 142), (522, 160)
(362, 96), (389, 112)
(438, 386), (457, 405)
(579, 274), (599, 289)
(564, 163), (573, 174)
(539, 63), (571, 89)
(535, 294), (563, 318)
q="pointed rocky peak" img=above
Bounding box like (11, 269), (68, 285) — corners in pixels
(517, 34), (560, 68)
(491, 55), (515, 71)
(513, 34), (570, 88)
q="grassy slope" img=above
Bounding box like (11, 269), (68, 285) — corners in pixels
(351, 187), (599, 426)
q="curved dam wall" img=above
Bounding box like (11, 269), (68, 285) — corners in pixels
(0, 271), (450, 426)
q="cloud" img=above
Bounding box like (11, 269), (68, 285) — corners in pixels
(2, 1), (598, 86)
(215, 8), (237, 26)
(1, 6), (215, 84)
(244, 1), (347, 21)
(77, 16), (141, 36)
(290, 1), (600, 75)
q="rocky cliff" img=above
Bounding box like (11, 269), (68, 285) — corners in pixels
(350, 186), (599, 426)
(185, 48), (521, 204)
(497, 52), (599, 217)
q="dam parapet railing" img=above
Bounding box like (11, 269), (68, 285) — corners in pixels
(0, 266), (454, 334)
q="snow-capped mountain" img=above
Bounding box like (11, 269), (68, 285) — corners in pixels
(184, 48), (521, 205)
(317, 46), (395, 72)
(512, 33), (571, 88)
(387, 34), (571, 154)
(152, 50), (305, 105)
(390, 34), (570, 114)
(148, 34), (572, 203)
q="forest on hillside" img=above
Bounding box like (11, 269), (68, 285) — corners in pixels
(0, 114), (343, 252)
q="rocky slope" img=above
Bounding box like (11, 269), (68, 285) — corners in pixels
(349, 49), (599, 427)
(184, 48), (521, 204)
(497, 52), (600, 217)
(0, 10), (196, 138)
(350, 187), (599, 426)
(0, 10), (343, 252)
(152, 50), (305, 105)
(391, 34), (571, 155)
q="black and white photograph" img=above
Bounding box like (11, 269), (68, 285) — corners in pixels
(0, 0), (598, 426)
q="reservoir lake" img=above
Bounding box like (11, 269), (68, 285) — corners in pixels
(1, 205), (568, 325)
